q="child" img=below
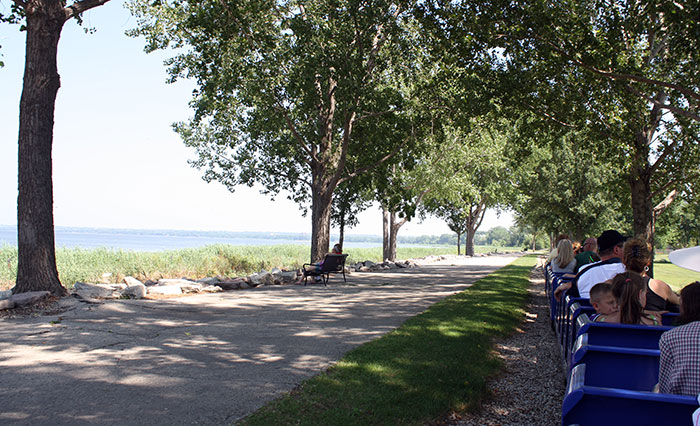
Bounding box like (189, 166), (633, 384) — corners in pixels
(595, 272), (662, 325)
(589, 281), (617, 321)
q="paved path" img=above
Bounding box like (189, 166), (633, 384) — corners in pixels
(0, 254), (519, 426)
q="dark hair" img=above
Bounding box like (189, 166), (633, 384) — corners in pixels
(623, 238), (652, 273)
(678, 281), (700, 325)
(612, 272), (646, 325)
(589, 282), (612, 304)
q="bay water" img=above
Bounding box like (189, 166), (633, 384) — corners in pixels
(0, 225), (384, 251)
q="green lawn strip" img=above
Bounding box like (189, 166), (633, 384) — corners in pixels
(238, 255), (537, 426)
(654, 261), (700, 292)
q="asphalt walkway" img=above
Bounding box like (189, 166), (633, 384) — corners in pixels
(0, 254), (519, 426)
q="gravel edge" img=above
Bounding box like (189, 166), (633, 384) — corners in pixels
(441, 264), (566, 426)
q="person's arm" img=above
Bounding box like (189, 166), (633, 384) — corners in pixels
(553, 281), (572, 301)
(650, 279), (681, 306)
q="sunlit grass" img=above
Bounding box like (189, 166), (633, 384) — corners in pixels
(237, 256), (536, 426)
(0, 244), (521, 289)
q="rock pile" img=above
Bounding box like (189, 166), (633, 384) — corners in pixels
(351, 259), (419, 272)
(70, 267), (301, 300)
(0, 290), (52, 310)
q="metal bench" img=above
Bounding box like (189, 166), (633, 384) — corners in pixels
(302, 253), (348, 286)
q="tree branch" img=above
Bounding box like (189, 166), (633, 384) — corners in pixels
(273, 99), (314, 160)
(356, 109), (395, 121)
(623, 84), (700, 122)
(652, 189), (677, 219)
(523, 103), (577, 128)
(64, 0), (111, 21)
(13, 0), (27, 9)
(338, 137), (406, 184)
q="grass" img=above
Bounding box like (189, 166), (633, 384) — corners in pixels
(0, 244), (522, 289)
(237, 255), (536, 426)
(653, 262), (700, 292)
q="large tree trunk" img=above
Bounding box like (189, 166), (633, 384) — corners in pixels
(310, 185), (333, 263)
(382, 206), (390, 261)
(465, 228), (475, 256)
(628, 94), (666, 278)
(14, 2), (67, 296)
(464, 204), (485, 257)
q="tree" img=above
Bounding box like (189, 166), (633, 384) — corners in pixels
(489, 0), (700, 249)
(422, 120), (512, 256)
(3, 0), (111, 295)
(508, 125), (627, 242)
(330, 178), (373, 248)
(421, 0), (700, 254)
(128, 0), (418, 263)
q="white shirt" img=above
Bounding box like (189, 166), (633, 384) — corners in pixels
(576, 260), (626, 298)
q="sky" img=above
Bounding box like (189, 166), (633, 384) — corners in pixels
(0, 0), (513, 237)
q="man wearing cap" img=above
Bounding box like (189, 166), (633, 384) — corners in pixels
(554, 230), (627, 299)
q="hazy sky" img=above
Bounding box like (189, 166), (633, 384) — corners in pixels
(0, 0), (513, 236)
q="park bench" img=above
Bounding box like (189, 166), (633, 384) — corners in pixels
(302, 253), (348, 286)
(562, 364), (698, 426)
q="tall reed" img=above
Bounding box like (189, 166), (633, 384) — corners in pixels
(1, 244), (468, 289)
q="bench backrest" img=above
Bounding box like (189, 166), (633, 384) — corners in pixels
(569, 342), (660, 390)
(575, 314), (673, 349)
(562, 364), (698, 426)
(320, 254), (348, 273)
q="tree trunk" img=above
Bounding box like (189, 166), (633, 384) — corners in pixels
(628, 94), (666, 278)
(338, 211), (345, 249)
(456, 230), (461, 255)
(382, 206), (390, 261)
(14, 3), (67, 296)
(464, 204), (485, 257)
(310, 185), (333, 263)
(465, 228), (475, 256)
(388, 212), (399, 261)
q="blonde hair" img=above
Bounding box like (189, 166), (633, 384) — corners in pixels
(554, 239), (575, 269)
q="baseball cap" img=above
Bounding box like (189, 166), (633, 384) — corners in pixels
(597, 230), (627, 253)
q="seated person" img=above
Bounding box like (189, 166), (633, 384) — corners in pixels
(659, 281), (700, 396)
(303, 243), (342, 272)
(623, 237), (680, 312)
(547, 233), (569, 262)
(554, 229), (626, 300)
(574, 237), (600, 273)
(551, 239), (576, 273)
(595, 272), (662, 325)
(589, 281), (617, 321)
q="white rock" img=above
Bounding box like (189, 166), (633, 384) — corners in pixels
(202, 285), (223, 293)
(124, 276), (144, 287)
(156, 278), (197, 287)
(123, 283), (147, 299)
(276, 271), (298, 283)
(73, 282), (121, 299)
(179, 283), (203, 294)
(147, 285), (182, 296)
(10, 291), (51, 306)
